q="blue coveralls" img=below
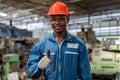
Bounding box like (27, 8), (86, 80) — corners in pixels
(28, 32), (92, 80)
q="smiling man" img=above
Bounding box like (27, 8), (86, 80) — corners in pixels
(28, 1), (92, 80)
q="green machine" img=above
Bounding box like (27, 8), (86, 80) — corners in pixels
(0, 25), (38, 80)
(90, 44), (117, 79)
(90, 36), (120, 79)
(0, 54), (19, 80)
(0, 38), (20, 80)
(77, 28), (120, 80)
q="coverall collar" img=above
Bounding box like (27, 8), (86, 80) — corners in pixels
(49, 32), (73, 42)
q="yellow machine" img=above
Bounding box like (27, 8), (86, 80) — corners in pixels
(77, 27), (120, 80)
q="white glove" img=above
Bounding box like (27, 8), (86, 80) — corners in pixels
(38, 55), (51, 70)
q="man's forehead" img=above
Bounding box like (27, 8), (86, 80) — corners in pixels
(50, 15), (67, 18)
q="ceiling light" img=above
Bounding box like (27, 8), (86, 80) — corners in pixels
(34, 17), (39, 21)
(0, 12), (7, 17)
(70, 11), (75, 14)
(11, 13), (18, 17)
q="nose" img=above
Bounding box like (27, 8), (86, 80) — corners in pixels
(54, 19), (61, 24)
(54, 22), (60, 25)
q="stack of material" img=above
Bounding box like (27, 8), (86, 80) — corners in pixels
(7, 72), (19, 80)
(77, 27), (87, 43)
(86, 27), (97, 44)
(2, 54), (20, 74)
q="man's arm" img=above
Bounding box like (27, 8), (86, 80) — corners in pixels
(78, 43), (92, 80)
(27, 44), (42, 79)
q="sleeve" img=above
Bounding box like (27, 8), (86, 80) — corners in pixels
(78, 42), (92, 80)
(27, 43), (43, 79)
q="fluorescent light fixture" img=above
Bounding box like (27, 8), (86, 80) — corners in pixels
(12, 13), (18, 17)
(34, 17), (39, 21)
(0, 12), (7, 17)
(70, 11), (75, 14)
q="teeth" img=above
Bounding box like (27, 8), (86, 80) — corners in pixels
(56, 26), (60, 28)
(55, 26), (60, 27)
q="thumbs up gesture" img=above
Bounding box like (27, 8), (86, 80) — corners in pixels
(38, 50), (51, 70)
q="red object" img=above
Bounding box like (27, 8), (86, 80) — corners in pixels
(47, 1), (70, 16)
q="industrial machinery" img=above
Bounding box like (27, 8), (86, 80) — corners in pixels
(0, 24), (39, 80)
(77, 27), (120, 80)
(0, 37), (38, 80)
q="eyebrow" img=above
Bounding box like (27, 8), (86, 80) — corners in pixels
(50, 15), (66, 17)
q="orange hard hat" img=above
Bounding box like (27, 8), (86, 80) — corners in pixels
(47, 1), (70, 17)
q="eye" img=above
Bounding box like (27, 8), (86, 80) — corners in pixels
(50, 18), (56, 22)
(59, 17), (66, 21)
(49, 16), (67, 23)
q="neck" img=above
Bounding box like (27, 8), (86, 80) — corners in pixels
(54, 31), (67, 44)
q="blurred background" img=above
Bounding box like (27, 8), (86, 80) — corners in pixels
(0, 0), (120, 80)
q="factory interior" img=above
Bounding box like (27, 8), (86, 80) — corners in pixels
(0, 0), (120, 80)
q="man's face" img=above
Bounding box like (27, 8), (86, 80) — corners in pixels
(50, 15), (69, 33)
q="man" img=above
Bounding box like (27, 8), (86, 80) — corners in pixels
(28, 1), (92, 80)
